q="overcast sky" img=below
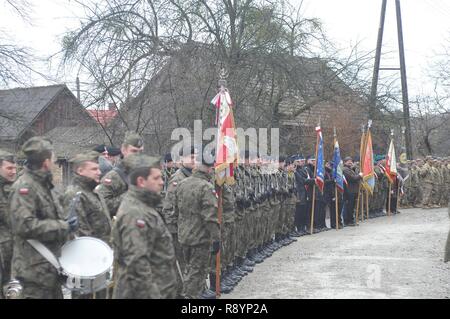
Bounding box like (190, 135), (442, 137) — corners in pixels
(1, 0), (449, 98)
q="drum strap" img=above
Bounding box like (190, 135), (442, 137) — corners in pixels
(27, 239), (62, 272)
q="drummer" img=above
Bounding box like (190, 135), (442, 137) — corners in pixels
(9, 137), (78, 299)
(62, 151), (112, 243)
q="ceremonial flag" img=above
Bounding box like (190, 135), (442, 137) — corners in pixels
(212, 88), (238, 186)
(315, 126), (324, 192)
(361, 129), (375, 194)
(332, 139), (344, 193)
(385, 139), (397, 184)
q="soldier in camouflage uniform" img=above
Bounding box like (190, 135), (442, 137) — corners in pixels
(63, 152), (112, 243)
(0, 150), (17, 298)
(161, 146), (196, 297)
(418, 157), (434, 208)
(174, 154), (220, 299)
(430, 160), (442, 208)
(62, 151), (112, 299)
(97, 132), (144, 218)
(112, 154), (177, 299)
(9, 137), (77, 299)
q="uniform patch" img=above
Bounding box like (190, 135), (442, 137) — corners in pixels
(104, 178), (112, 185)
(136, 219), (146, 228)
(172, 182), (178, 186)
(19, 188), (29, 195)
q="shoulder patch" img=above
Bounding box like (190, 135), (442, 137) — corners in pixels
(136, 219), (146, 228)
(19, 188), (29, 195)
(104, 178), (112, 185)
(172, 181), (178, 186)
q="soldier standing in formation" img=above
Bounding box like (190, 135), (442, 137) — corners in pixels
(98, 132), (144, 217)
(8, 137), (78, 299)
(161, 145), (196, 297)
(174, 151), (220, 299)
(0, 150), (16, 298)
(342, 156), (363, 226)
(112, 154), (177, 299)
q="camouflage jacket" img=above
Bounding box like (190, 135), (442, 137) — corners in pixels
(63, 174), (112, 243)
(9, 169), (69, 288)
(0, 175), (13, 243)
(161, 166), (192, 233)
(112, 186), (177, 299)
(97, 163), (129, 218)
(175, 169), (220, 246)
(221, 183), (236, 224)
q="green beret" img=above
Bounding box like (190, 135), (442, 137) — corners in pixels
(21, 137), (53, 159)
(69, 151), (99, 166)
(123, 131), (144, 148)
(0, 149), (15, 163)
(123, 154), (160, 171)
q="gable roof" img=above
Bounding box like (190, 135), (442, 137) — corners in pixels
(45, 125), (110, 159)
(0, 84), (67, 140)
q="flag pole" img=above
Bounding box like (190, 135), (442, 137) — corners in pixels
(366, 189), (369, 219)
(216, 187), (222, 297)
(310, 121), (320, 235)
(387, 129), (394, 217)
(356, 124), (366, 225)
(214, 71), (228, 298)
(334, 128), (339, 230)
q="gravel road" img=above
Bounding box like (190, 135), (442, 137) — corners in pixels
(224, 207), (450, 299)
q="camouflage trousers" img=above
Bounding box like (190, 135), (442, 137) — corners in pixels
(284, 196), (296, 233)
(20, 280), (63, 299)
(210, 222), (235, 273)
(254, 205), (264, 248)
(0, 240), (13, 299)
(182, 243), (211, 299)
(421, 183), (433, 207)
(234, 212), (248, 260)
(260, 201), (272, 245)
(246, 207), (258, 251)
(171, 232), (185, 297)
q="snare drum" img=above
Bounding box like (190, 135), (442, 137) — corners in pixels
(59, 237), (114, 295)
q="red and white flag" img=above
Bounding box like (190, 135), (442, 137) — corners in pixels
(385, 139), (397, 184)
(212, 88), (238, 186)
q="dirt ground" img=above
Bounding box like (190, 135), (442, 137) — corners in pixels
(224, 207), (450, 299)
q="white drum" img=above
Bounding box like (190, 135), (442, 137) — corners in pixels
(59, 237), (114, 295)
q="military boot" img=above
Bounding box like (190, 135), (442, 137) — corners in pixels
(210, 273), (233, 294)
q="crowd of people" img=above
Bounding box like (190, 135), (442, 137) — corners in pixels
(0, 131), (449, 299)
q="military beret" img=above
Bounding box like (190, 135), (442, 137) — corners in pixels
(343, 156), (353, 162)
(21, 137), (53, 158)
(0, 149), (15, 163)
(123, 131), (144, 148)
(123, 154), (161, 171)
(306, 155), (316, 161)
(164, 153), (173, 162)
(69, 151), (99, 166)
(93, 144), (108, 154)
(279, 155), (286, 163)
(106, 146), (121, 157)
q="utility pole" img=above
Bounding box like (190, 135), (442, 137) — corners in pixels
(369, 0), (387, 120)
(370, 0), (413, 159)
(395, 0), (412, 160)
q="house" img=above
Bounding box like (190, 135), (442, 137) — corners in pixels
(0, 84), (108, 186)
(108, 44), (370, 158)
(0, 84), (97, 152)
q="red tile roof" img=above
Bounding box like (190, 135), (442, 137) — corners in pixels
(87, 109), (118, 126)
